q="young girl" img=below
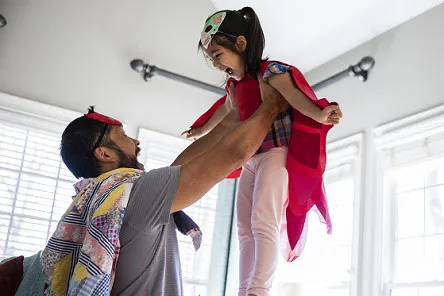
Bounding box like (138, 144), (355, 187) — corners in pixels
(184, 7), (342, 296)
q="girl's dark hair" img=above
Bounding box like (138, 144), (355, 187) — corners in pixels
(199, 7), (266, 78)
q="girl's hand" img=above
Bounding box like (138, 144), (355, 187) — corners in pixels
(316, 104), (343, 125)
(181, 127), (205, 140)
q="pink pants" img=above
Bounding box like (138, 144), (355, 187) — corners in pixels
(237, 147), (288, 296)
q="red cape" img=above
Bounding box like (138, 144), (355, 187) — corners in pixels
(190, 61), (333, 261)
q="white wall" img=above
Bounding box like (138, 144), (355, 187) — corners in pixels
(305, 3), (444, 142)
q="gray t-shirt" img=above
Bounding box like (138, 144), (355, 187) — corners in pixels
(111, 166), (183, 296)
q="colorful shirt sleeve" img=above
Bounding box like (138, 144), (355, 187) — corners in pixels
(263, 62), (290, 82)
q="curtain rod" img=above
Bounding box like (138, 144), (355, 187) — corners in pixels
(130, 56), (375, 95)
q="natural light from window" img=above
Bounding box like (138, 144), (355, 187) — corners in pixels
(0, 122), (75, 260)
(384, 156), (444, 296)
(139, 129), (220, 296)
(272, 164), (356, 296)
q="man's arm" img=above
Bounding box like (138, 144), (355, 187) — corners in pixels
(171, 78), (286, 213)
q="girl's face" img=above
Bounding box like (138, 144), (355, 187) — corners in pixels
(204, 39), (246, 81)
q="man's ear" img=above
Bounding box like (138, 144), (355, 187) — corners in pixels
(94, 147), (117, 163)
(235, 36), (247, 52)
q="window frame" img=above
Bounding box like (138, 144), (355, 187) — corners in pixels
(225, 134), (364, 296)
(326, 134), (364, 296)
(373, 104), (444, 296)
(0, 92), (81, 260)
(137, 127), (236, 296)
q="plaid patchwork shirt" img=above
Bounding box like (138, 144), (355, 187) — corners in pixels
(256, 62), (293, 154)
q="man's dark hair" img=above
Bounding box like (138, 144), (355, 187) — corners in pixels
(60, 109), (112, 179)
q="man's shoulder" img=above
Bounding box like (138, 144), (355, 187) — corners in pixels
(133, 166), (180, 188)
(123, 166), (180, 228)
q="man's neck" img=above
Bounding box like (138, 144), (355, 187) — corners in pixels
(99, 163), (120, 176)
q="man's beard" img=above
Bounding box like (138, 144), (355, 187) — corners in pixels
(115, 147), (140, 170)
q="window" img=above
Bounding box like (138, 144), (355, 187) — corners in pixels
(0, 99), (77, 260)
(375, 105), (444, 296)
(272, 135), (362, 296)
(138, 128), (225, 296)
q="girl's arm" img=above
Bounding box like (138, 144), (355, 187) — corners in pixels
(182, 83), (237, 139)
(182, 102), (230, 139)
(267, 72), (342, 125)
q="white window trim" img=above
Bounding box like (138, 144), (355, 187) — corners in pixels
(374, 104), (444, 150)
(326, 134), (362, 168)
(0, 91), (135, 138)
(0, 92), (81, 131)
(327, 134), (363, 296)
(373, 104), (444, 296)
(136, 128), (189, 167)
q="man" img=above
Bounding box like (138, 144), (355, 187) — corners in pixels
(40, 78), (287, 295)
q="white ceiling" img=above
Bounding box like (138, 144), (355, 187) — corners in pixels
(0, 0), (224, 136)
(0, 0), (442, 136)
(211, 0), (444, 72)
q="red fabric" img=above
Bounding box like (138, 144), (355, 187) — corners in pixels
(0, 256), (24, 296)
(190, 95), (226, 129)
(230, 75), (262, 121)
(226, 168), (242, 178)
(189, 61), (334, 261)
(190, 95), (242, 179)
(270, 62), (333, 262)
(84, 112), (122, 125)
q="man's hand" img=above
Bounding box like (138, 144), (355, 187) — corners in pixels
(258, 75), (289, 113)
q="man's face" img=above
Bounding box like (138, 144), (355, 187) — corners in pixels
(107, 126), (144, 170)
